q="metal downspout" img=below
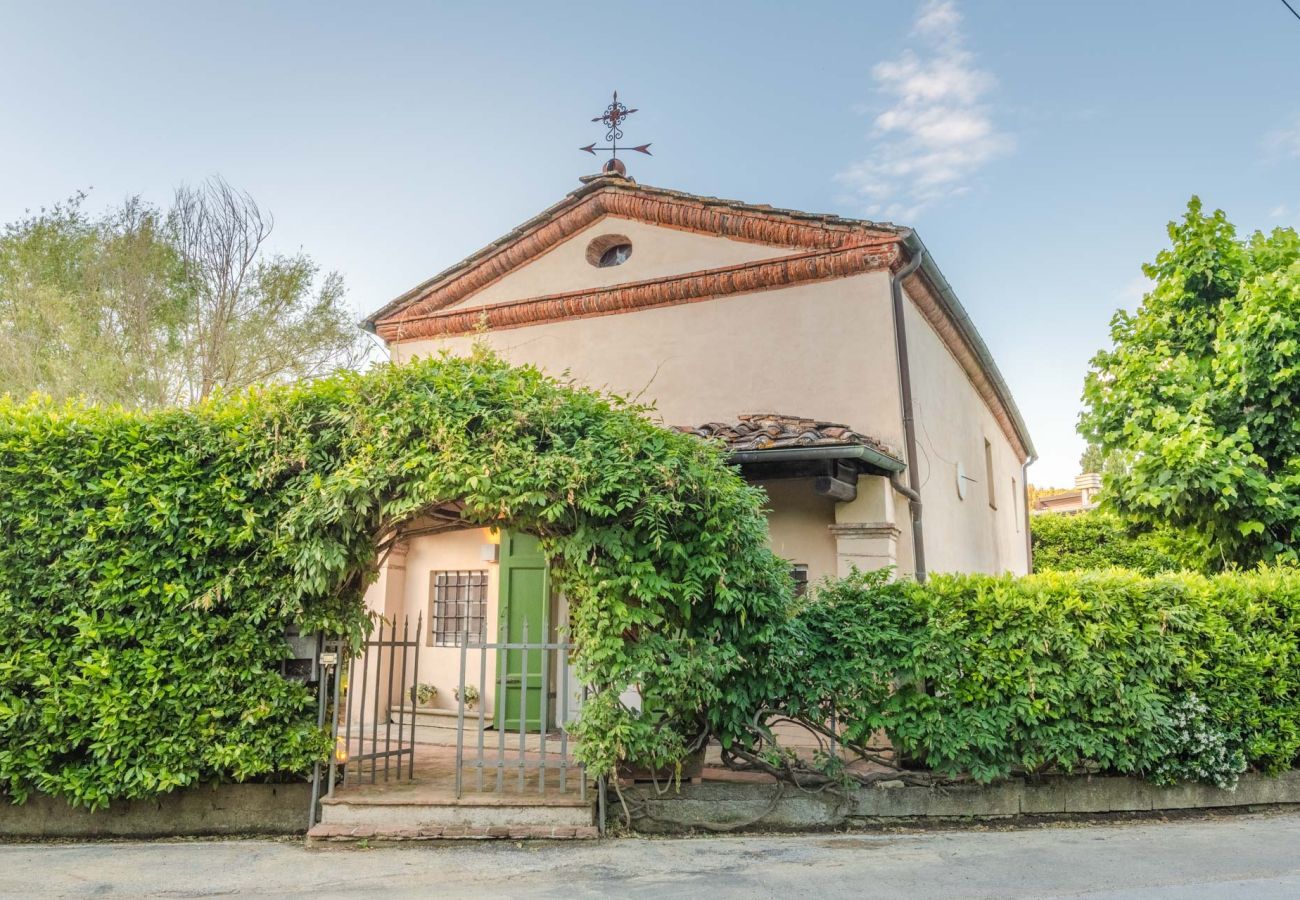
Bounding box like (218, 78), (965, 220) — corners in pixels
(890, 248), (927, 582)
(1021, 454), (1038, 572)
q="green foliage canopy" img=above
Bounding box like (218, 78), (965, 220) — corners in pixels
(0, 349), (791, 807)
(0, 180), (364, 410)
(1031, 510), (1204, 575)
(770, 568), (1300, 787)
(1080, 198), (1300, 567)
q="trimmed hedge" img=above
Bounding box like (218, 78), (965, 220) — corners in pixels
(772, 568), (1300, 787)
(0, 350), (789, 808)
(1031, 510), (1204, 575)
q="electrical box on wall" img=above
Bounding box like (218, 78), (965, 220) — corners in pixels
(481, 542), (500, 563)
(281, 625), (320, 683)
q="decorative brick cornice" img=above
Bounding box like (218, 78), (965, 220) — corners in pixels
(376, 185), (901, 326)
(377, 241), (900, 342)
(829, 522), (901, 540)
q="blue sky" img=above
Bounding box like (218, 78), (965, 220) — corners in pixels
(2, 1), (1297, 485)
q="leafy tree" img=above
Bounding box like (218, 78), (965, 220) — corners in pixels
(0, 179), (364, 409)
(1078, 442), (1124, 479)
(0, 193), (188, 408)
(1078, 442), (1106, 474)
(1080, 198), (1300, 567)
(169, 178), (364, 404)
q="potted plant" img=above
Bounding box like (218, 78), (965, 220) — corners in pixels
(409, 683), (437, 707)
(454, 685), (480, 710)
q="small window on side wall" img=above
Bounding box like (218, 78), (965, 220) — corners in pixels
(430, 570), (488, 647)
(791, 564), (809, 598)
(984, 438), (997, 509)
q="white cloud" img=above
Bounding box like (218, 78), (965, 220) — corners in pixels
(1270, 204), (1290, 219)
(1264, 116), (1300, 160)
(835, 1), (1011, 221)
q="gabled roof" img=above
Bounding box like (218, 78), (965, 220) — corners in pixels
(363, 174), (907, 331)
(365, 174), (1035, 461)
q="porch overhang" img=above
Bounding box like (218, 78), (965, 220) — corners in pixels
(674, 414), (905, 505)
(728, 443), (905, 475)
(728, 446), (904, 504)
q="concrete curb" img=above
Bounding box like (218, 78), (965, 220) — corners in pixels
(0, 783), (312, 839)
(625, 771), (1300, 834)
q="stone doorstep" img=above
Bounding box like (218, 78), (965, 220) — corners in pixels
(319, 783), (597, 830)
(306, 823), (599, 844)
(320, 792), (591, 808)
(318, 801), (594, 830)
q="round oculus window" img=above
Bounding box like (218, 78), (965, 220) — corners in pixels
(586, 234), (633, 268)
(597, 243), (632, 267)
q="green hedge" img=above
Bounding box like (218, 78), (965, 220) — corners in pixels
(0, 349), (789, 808)
(1031, 510), (1203, 575)
(772, 568), (1300, 787)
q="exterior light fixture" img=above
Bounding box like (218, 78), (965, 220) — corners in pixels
(482, 526), (502, 561)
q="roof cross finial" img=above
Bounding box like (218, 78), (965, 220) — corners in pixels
(580, 90), (652, 176)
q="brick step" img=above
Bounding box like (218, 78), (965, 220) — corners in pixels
(320, 787), (595, 831)
(307, 822), (599, 844)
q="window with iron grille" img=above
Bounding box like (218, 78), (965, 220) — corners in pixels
(791, 564), (810, 598)
(430, 570), (488, 646)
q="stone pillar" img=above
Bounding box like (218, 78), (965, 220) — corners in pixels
(380, 540), (410, 625)
(361, 540), (411, 718)
(829, 475), (901, 577)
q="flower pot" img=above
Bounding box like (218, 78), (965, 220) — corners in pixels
(409, 686), (437, 708)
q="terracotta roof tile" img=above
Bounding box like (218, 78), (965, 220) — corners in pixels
(673, 413), (900, 459)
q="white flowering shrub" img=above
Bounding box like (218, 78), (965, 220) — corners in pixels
(1149, 694), (1247, 790)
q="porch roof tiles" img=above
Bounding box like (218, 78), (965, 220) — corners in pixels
(674, 413), (900, 459)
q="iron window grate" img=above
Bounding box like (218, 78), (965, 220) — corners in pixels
(430, 570), (488, 647)
(792, 564), (809, 598)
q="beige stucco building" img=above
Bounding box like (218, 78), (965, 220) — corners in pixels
(359, 172), (1035, 721)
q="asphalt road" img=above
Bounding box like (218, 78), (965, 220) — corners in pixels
(4, 810), (1300, 899)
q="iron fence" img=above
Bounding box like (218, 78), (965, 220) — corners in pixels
(334, 613), (423, 788)
(454, 618), (586, 800)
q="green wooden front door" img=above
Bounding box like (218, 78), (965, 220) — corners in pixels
(498, 530), (549, 732)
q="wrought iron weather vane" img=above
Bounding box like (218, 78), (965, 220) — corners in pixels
(580, 91), (652, 175)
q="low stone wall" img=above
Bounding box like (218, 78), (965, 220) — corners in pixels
(0, 783), (313, 839)
(625, 772), (1300, 834)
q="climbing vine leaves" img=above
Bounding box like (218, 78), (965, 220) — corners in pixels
(0, 347), (792, 805)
